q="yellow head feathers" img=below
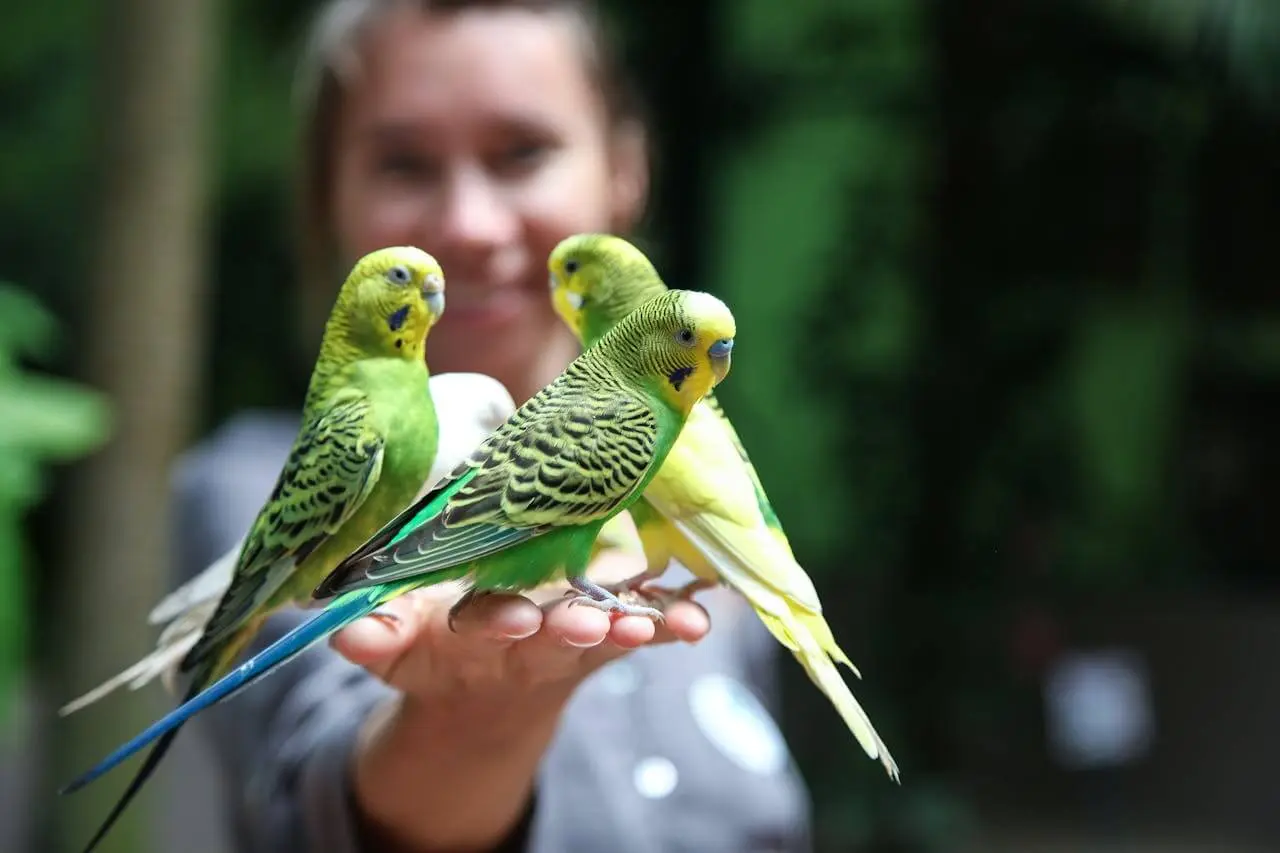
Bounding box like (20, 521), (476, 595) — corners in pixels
(595, 288), (736, 415)
(547, 233), (666, 345)
(334, 246), (446, 360)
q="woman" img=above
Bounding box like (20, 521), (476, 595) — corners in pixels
(173, 1), (812, 850)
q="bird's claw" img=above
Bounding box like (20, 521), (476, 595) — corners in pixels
(565, 575), (665, 623)
(566, 593), (666, 622)
(446, 589), (488, 633)
(624, 579), (714, 608)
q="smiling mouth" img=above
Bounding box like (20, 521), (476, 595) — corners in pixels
(434, 290), (528, 329)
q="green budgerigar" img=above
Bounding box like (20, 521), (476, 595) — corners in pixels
(57, 371), (519, 717)
(64, 246), (448, 853)
(548, 233), (899, 781)
(61, 288), (738, 838)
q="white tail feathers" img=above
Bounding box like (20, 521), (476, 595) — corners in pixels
(58, 602), (209, 716)
(148, 543), (241, 625)
(60, 536), (243, 715)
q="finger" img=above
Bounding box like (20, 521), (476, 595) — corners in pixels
(445, 592), (543, 643)
(652, 599), (711, 644)
(392, 592), (543, 690)
(540, 597), (612, 648)
(507, 597), (613, 683)
(604, 615), (657, 649)
(330, 592), (425, 671)
(362, 592), (548, 695)
(582, 599), (711, 671)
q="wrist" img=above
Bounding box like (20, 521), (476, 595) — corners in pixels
(405, 676), (574, 739)
(351, 688), (567, 851)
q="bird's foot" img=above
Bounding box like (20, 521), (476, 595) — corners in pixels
(565, 575), (665, 622)
(571, 567), (678, 601)
(625, 578), (716, 608)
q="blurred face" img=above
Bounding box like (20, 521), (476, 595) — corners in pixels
(330, 6), (646, 397)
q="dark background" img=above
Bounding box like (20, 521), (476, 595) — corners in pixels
(2, 1), (1278, 851)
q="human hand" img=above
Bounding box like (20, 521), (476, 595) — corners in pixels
(332, 547), (711, 851)
(331, 547), (710, 707)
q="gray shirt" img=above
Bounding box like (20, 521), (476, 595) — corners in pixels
(173, 411), (812, 852)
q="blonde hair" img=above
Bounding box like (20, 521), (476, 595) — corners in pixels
(291, 0), (646, 334)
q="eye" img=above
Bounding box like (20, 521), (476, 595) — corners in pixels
(494, 140), (550, 175)
(675, 327), (696, 347)
(564, 258), (579, 275)
(374, 150), (440, 183)
(386, 265), (412, 286)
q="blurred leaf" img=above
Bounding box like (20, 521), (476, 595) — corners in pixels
(0, 285), (60, 367)
(0, 379), (114, 462)
(0, 282), (110, 727)
(1062, 287), (1189, 581)
(1069, 297), (1178, 513)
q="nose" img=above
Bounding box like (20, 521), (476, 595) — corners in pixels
(433, 166), (518, 256)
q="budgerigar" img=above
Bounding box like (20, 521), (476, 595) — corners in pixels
(57, 372), (516, 716)
(59, 289), (738, 835)
(63, 246), (449, 853)
(548, 233), (899, 781)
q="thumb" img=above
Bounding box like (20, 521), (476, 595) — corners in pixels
(330, 591), (426, 670)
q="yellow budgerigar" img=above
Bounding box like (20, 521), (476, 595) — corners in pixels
(548, 233), (899, 781)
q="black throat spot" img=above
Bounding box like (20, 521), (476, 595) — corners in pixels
(667, 365), (694, 391)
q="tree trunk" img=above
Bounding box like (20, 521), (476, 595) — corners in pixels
(44, 0), (216, 850)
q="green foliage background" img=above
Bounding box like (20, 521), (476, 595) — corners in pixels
(0, 286), (109, 729)
(2, 0), (1278, 850)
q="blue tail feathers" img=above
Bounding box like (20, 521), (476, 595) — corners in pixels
(61, 588), (382, 851)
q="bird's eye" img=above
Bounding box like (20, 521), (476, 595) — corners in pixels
(386, 265), (412, 286)
(676, 327), (696, 347)
(564, 259), (579, 275)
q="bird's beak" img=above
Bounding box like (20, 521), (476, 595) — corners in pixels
(422, 273), (446, 319)
(551, 274), (583, 316)
(708, 337), (734, 385)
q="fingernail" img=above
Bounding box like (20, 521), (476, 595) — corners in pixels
(559, 635), (601, 649)
(498, 626), (538, 641)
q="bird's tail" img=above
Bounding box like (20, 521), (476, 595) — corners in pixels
(755, 604), (900, 782)
(57, 602), (213, 716)
(61, 585), (388, 852)
(59, 543), (243, 716)
(62, 660), (209, 853)
(148, 540), (242, 624)
(668, 514), (900, 781)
